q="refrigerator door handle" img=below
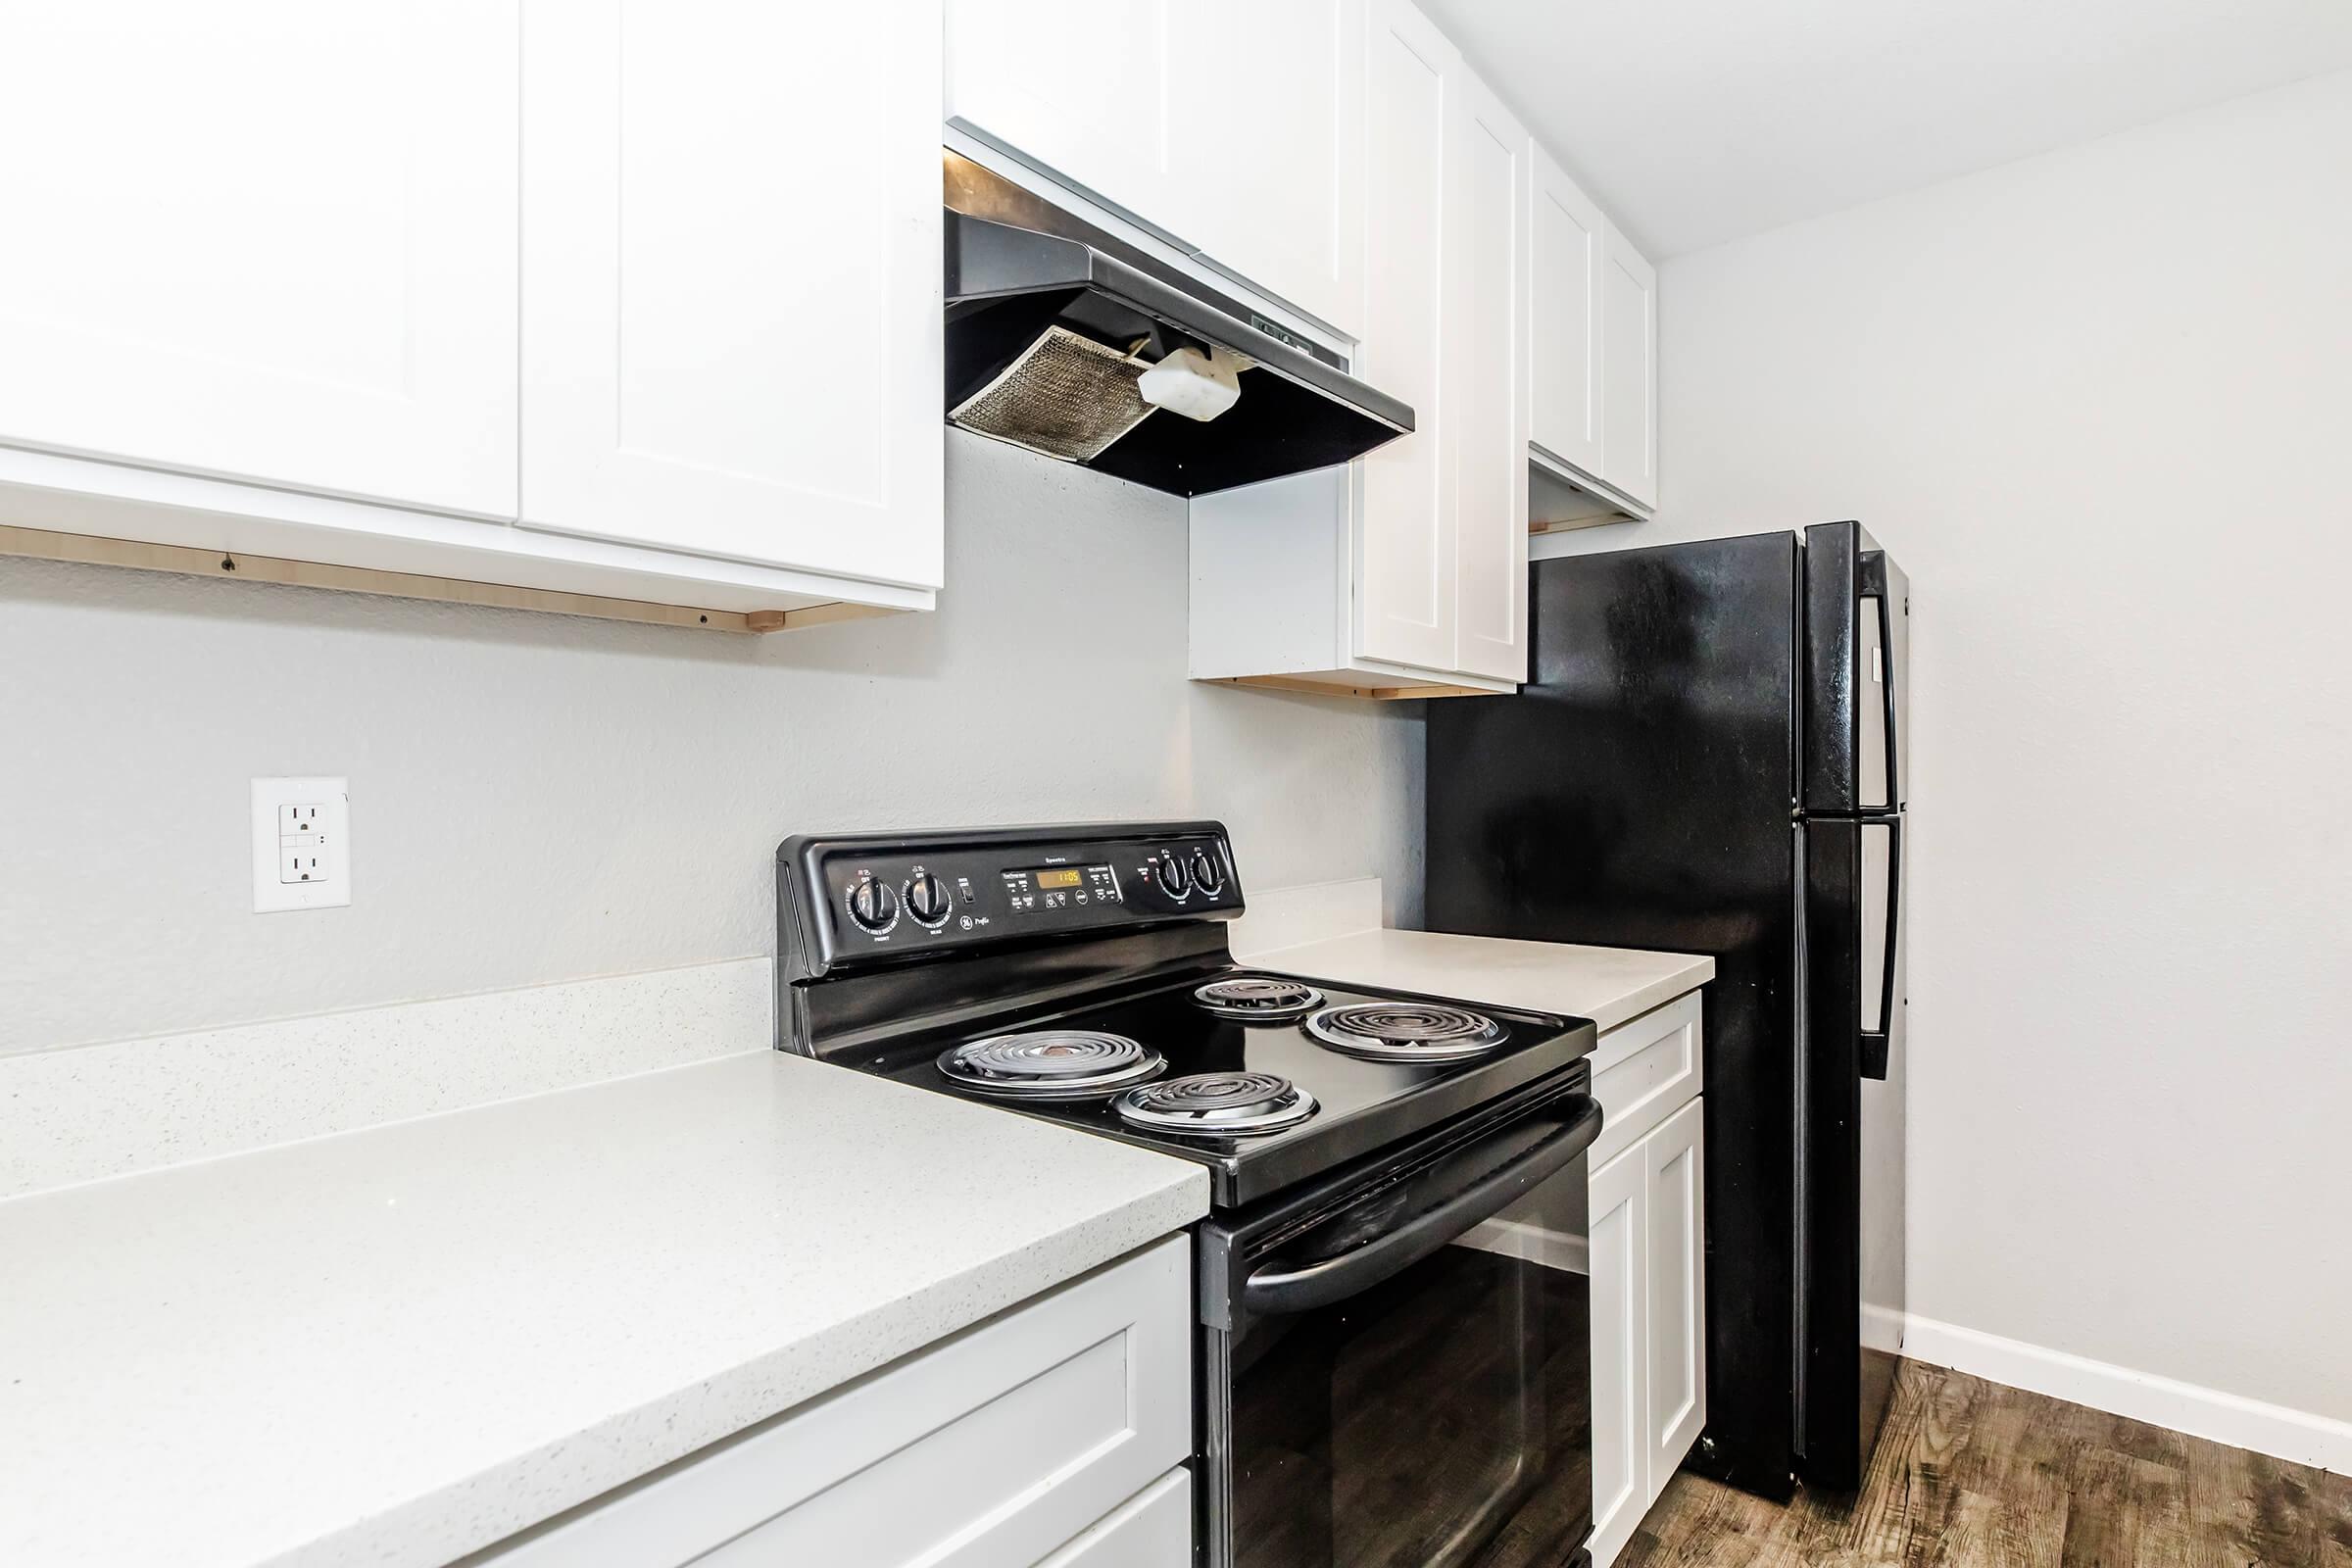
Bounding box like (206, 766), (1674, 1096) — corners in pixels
(1860, 814), (1901, 1081)
(1859, 551), (1901, 812)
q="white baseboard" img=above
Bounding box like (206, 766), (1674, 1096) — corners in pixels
(1895, 1310), (2352, 1474)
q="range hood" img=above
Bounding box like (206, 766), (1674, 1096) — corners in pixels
(944, 154), (1412, 498)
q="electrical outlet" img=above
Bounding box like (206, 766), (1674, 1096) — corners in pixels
(279, 844), (329, 884)
(253, 777), (350, 912)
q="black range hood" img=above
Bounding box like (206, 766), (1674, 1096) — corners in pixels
(944, 153), (1412, 498)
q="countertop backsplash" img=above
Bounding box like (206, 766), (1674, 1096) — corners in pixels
(0, 958), (770, 1200)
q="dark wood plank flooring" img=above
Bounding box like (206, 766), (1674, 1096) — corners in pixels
(1622, 1360), (2352, 1568)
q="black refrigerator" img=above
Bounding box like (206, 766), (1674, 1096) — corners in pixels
(1425, 521), (1908, 1498)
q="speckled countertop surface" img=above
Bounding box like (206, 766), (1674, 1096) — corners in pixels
(1238, 928), (1714, 1035)
(0, 1052), (1207, 1568)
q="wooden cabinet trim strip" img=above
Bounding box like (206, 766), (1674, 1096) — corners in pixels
(0, 523), (901, 637)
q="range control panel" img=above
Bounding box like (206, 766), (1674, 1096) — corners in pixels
(778, 823), (1243, 977)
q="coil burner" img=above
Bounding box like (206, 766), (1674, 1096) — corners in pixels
(1302, 1002), (1508, 1063)
(1114, 1072), (1319, 1137)
(1193, 975), (1326, 1021)
(938, 1031), (1166, 1101)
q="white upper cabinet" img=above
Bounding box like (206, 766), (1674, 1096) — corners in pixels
(1354, 2), (1527, 685)
(1529, 146), (1606, 480)
(0, 0), (938, 625)
(1187, 0), (1528, 697)
(944, 1), (1190, 237)
(1351, 0), (1459, 674)
(1530, 149), (1657, 516)
(1175, 0), (1366, 335)
(945, 0), (1366, 337)
(0, 0), (519, 517)
(1600, 220), (1661, 511)
(520, 0), (944, 590)
(1446, 71), (1531, 684)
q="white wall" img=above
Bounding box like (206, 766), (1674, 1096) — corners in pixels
(0, 431), (1424, 1054)
(1540, 70), (2352, 1431)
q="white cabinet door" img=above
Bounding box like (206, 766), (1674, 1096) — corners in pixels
(1446, 68), (1530, 684)
(1176, 0), (1366, 334)
(949, 2), (1364, 337)
(1644, 1095), (1707, 1480)
(1351, 0), (1458, 673)
(521, 0), (944, 589)
(1588, 1141), (1651, 1568)
(945, 1), (1187, 238)
(1600, 221), (1660, 510)
(1530, 146), (1606, 480)
(481, 1238), (1191, 1568)
(0, 0), (518, 517)
(1039, 1470), (1193, 1568)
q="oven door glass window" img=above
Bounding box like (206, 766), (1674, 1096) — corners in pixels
(1212, 1101), (1597, 1568)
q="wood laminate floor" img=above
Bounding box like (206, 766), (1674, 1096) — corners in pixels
(1621, 1361), (2352, 1568)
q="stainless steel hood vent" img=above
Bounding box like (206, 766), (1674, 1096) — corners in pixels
(944, 154), (1412, 498)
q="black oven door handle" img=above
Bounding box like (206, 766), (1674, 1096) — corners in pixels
(1240, 1100), (1604, 1318)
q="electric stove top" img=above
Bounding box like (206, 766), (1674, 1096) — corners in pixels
(830, 964), (1582, 1204)
(775, 823), (1596, 1208)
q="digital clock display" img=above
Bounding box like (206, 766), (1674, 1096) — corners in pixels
(1000, 862), (1121, 913)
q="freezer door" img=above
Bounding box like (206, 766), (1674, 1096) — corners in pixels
(1804, 521), (1910, 813)
(1798, 815), (1908, 1490)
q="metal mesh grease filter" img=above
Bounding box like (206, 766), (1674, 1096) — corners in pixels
(950, 325), (1154, 462)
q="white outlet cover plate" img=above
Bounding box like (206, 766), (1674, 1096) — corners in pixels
(252, 776), (350, 912)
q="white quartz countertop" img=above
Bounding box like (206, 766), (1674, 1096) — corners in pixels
(1242, 927), (1714, 1034)
(0, 1052), (1207, 1568)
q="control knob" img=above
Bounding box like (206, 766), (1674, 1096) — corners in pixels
(905, 870), (952, 928)
(1190, 848), (1224, 896)
(846, 876), (899, 933)
(1157, 854), (1191, 896)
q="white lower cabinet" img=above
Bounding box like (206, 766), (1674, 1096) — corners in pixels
(1589, 1099), (1707, 1567)
(1586, 1127), (1650, 1568)
(1586, 995), (1709, 1568)
(475, 1237), (1192, 1568)
(1036, 1468), (1193, 1568)
(1643, 1097), (1708, 1482)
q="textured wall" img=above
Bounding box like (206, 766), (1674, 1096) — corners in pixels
(1, 431), (1424, 1053)
(1537, 71), (2352, 1421)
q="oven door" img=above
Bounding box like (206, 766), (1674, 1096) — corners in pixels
(1198, 1078), (1603, 1568)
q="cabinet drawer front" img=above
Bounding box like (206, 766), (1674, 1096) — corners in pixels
(1038, 1469), (1193, 1568)
(482, 1237), (1191, 1568)
(1589, 991), (1702, 1169)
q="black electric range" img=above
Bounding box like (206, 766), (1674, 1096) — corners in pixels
(833, 966), (1588, 1205)
(775, 822), (1602, 1568)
